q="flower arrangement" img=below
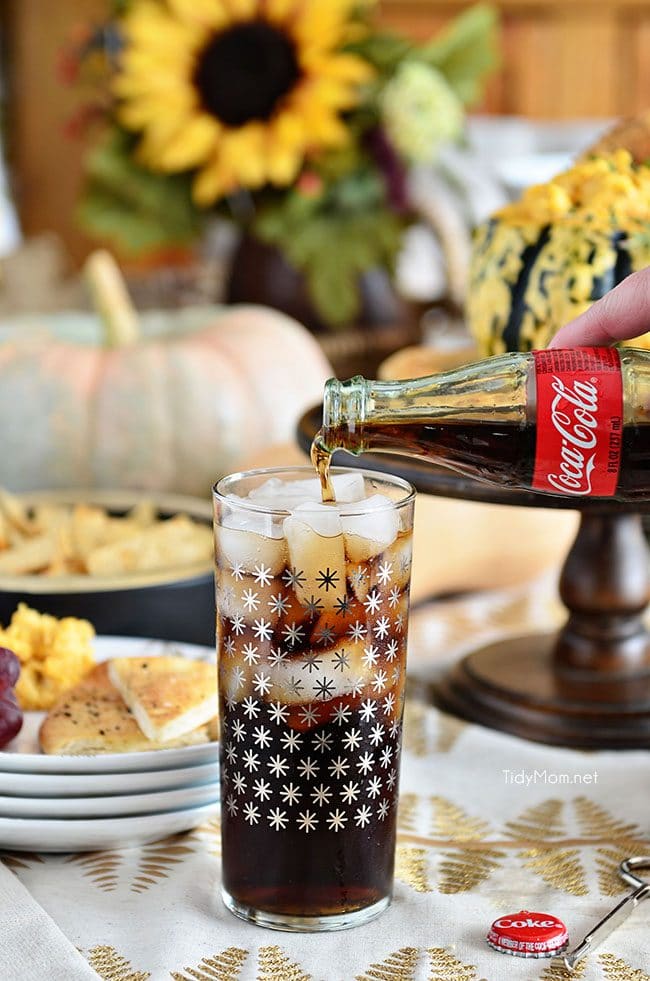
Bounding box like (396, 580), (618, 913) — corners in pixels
(67, 0), (498, 327)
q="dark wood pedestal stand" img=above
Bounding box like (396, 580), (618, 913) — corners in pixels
(298, 407), (650, 749)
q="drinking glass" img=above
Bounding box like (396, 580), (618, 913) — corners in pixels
(213, 466), (415, 931)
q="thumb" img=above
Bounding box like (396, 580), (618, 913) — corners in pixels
(549, 266), (650, 348)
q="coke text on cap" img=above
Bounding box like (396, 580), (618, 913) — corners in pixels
(487, 909), (569, 958)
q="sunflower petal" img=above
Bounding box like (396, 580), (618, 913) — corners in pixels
(167, 0), (230, 29)
(155, 115), (222, 171)
(292, 0), (354, 49)
(265, 0), (298, 24)
(301, 52), (374, 84)
(223, 0), (259, 19)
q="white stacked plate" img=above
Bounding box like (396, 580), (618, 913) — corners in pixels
(0, 637), (220, 852)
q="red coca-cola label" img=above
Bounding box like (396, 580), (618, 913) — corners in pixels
(487, 909), (568, 956)
(532, 348), (623, 497)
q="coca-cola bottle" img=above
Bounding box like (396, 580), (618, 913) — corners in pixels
(313, 347), (650, 502)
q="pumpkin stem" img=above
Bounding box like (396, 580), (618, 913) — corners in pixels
(84, 250), (141, 348)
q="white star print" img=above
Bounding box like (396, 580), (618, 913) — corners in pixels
(387, 769), (398, 790)
(253, 618), (273, 641)
(311, 783), (333, 806)
(332, 649), (350, 671)
(378, 799), (390, 820)
(332, 704), (352, 726)
(268, 592), (290, 616)
(282, 567), (305, 589)
(390, 718), (400, 738)
(372, 669), (388, 692)
(224, 636), (236, 657)
(374, 616), (391, 640)
(225, 694), (237, 711)
(315, 623), (336, 645)
(347, 620), (367, 641)
(359, 699), (377, 722)
(342, 728), (362, 751)
(268, 754), (289, 778)
(297, 810), (318, 834)
(268, 646), (288, 667)
(380, 745), (393, 768)
(367, 776), (382, 799)
(340, 781), (360, 804)
(253, 671), (272, 695)
(350, 566), (366, 590)
(327, 809), (347, 831)
(396, 613), (405, 633)
(362, 644), (380, 667)
(268, 807), (288, 831)
(242, 696), (260, 719)
(328, 755), (349, 779)
(242, 749), (260, 772)
(383, 692), (396, 715)
(281, 782), (302, 805)
(363, 589), (382, 614)
(225, 744), (237, 763)
(297, 756), (319, 779)
(285, 675), (304, 697)
(314, 676), (335, 699)
(229, 667), (246, 693)
(231, 615), (245, 635)
(231, 720), (246, 742)
(243, 802), (260, 825)
(313, 730), (333, 753)
(388, 587), (400, 609)
(230, 562), (245, 581)
(385, 639), (399, 662)
(357, 751), (375, 775)
(253, 564), (273, 586)
(253, 778), (272, 801)
(268, 701), (290, 724)
(242, 588), (260, 612)
(253, 725), (272, 748)
(233, 772), (247, 794)
(298, 703), (320, 726)
(377, 561), (393, 585)
(369, 723), (385, 746)
(225, 796), (238, 816)
(283, 621), (305, 646)
(354, 804), (372, 828)
(242, 643), (260, 666)
(281, 730), (303, 753)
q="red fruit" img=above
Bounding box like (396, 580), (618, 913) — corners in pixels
(0, 694), (23, 748)
(0, 648), (20, 689)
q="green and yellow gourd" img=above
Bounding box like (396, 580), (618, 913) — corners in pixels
(467, 149), (650, 354)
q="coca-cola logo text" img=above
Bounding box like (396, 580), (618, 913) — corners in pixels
(545, 376), (599, 495)
(493, 917), (557, 929)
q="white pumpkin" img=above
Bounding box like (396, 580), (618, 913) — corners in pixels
(0, 303), (332, 496)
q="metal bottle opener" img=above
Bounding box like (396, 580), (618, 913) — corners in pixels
(563, 856), (650, 970)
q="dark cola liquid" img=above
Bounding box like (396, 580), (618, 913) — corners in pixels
(356, 420), (650, 501)
(217, 521), (412, 920)
(219, 692), (399, 917)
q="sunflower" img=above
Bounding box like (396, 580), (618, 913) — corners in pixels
(113, 0), (373, 205)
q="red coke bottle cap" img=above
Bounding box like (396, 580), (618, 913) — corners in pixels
(487, 910), (569, 958)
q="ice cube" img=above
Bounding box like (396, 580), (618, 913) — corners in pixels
(248, 472), (365, 506)
(342, 495), (399, 562)
(216, 497), (287, 574)
(283, 504), (347, 613)
(267, 638), (373, 707)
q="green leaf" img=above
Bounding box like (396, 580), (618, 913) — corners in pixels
(420, 4), (500, 106)
(77, 129), (202, 254)
(347, 32), (414, 73)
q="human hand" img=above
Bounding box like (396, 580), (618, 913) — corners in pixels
(549, 266), (650, 348)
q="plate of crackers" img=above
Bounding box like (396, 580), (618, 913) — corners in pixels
(0, 608), (220, 852)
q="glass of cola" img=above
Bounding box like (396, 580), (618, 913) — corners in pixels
(213, 466), (415, 931)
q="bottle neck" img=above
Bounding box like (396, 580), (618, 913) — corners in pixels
(321, 353), (531, 456)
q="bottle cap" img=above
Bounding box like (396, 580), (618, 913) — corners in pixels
(487, 910), (569, 958)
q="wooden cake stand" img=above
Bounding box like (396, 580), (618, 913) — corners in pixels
(298, 407), (650, 749)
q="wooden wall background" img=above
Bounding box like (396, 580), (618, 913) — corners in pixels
(3, 0), (650, 263)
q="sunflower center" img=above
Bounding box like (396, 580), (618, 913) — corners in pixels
(194, 21), (301, 127)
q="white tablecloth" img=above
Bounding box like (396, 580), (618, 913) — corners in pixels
(3, 575), (649, 981)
